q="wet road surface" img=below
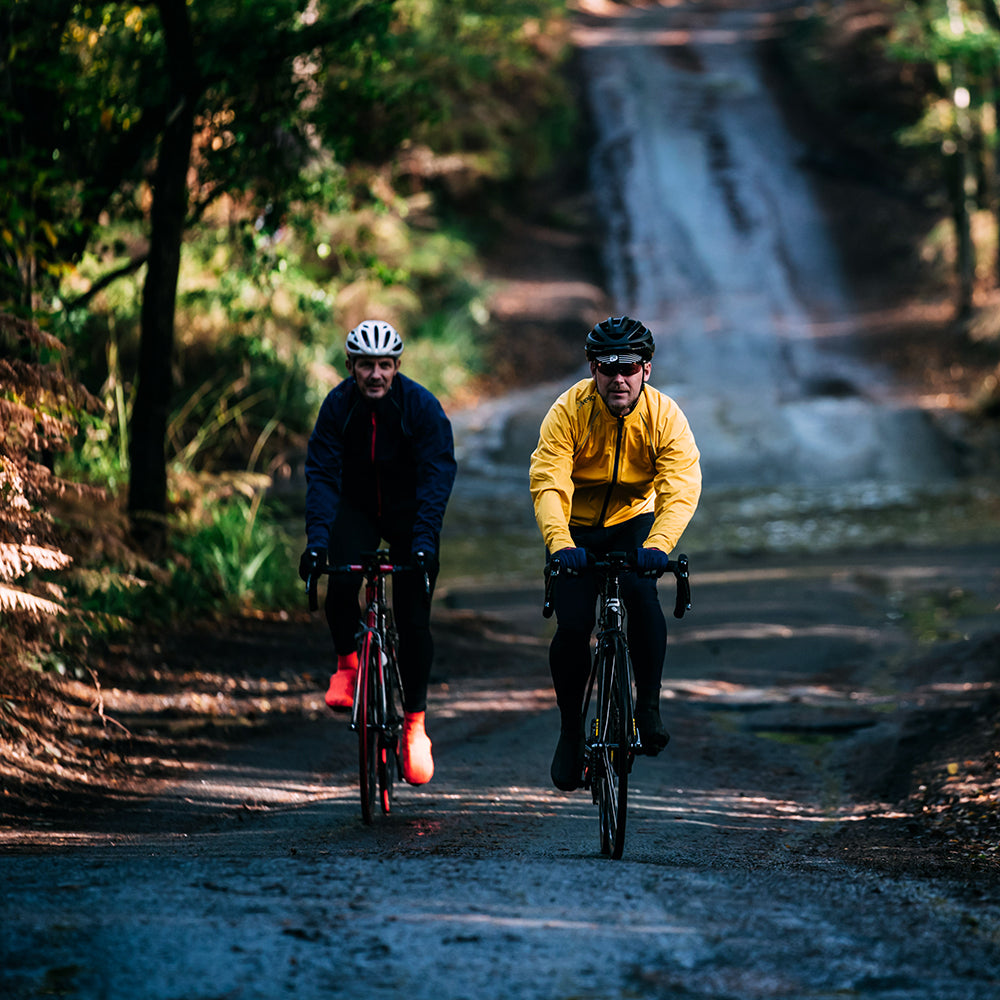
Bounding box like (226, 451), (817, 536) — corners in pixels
(4, 543), (1000, 998)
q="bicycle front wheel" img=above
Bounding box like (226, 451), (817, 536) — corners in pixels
(357, 632), (379, 825)
(595, 636), (631, 859)
(378, 641), (403, 815)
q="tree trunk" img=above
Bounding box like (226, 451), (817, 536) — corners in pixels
(127, 0), (196, 549)
(983, 1), (1000, 287)
(948, 142), (975, 320)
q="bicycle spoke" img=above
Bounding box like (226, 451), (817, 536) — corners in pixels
(333, 555), (413, 824)
(595, 637), (630, 858)
(612, 638), (632, 858)
(379, 741), (393, 814)
(378, 640), (402, 815)
(572, 555), (659, 859)
(358, 633), (379, 825)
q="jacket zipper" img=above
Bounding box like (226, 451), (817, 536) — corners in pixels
(371, 410), (382, 518)
(596, 417), (624, 526)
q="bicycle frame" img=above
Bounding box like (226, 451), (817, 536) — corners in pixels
(542, 550), (691, 858)
(581, 556), (634, 736)
(350, 564), (403, 742)
(352, 559), (407, 823)
(308, 550), (408, 824)
(583, 555), (637, 858)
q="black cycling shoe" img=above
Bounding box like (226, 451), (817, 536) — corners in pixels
(550, 729), (585, 790)
(634, 704), (670, 756)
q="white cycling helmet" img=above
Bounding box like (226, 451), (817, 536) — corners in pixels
(345, 320), (404, 358)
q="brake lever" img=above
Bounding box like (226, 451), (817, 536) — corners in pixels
(673, 553), (690, 619)
(542, 559), (560, 619)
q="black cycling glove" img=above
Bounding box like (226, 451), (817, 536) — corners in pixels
(555, 546), (588, 575)
(412, 549), (439, 576)
(634, 547), (670, 577)
(298, 547), (327, 582)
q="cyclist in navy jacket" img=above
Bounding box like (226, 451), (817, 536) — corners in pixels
(299, 320), (457, 785)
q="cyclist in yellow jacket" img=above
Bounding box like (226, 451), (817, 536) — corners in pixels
(529, 316), (701, 790)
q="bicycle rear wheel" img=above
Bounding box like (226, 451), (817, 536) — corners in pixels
(595, 636), (630, 858)
(357, 632), (379, 825)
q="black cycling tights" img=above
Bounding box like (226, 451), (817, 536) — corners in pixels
(547, 514), (667, 729)
(323, 503), (436, 714)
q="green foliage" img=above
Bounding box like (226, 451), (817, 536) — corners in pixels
(55, 489), (302, 628)
(0, 1), (171, 312)
(883, 1), (1000, 310)
(8, 0), (573, 369)
(6, 0), (576, 617)
(168, 332), (316, 476)
(900, 586), (986, 644)
(318, 0), (573, 179)
(5, 0), (574, 317)
(888, 0), (1000, 150)
(0, 310), (124, 674)
(59, 410), (130, 492)
(167, 492), (302, 616)
(777, 3), (1000, 311)
(889, 1), (1000, 80)
(56, 168), (492, 485)
(405, 305), (489, 398)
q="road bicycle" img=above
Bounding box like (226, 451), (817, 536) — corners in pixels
(308, 550), (416, 825)
(544, 550), (691, 858)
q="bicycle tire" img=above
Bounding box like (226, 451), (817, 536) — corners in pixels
(357, 631), (379, 825)
(378, 640), (402, 815)
(596, 635), (630, 858)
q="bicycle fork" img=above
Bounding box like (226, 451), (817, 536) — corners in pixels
(350, 626), (384, 733)
(352, 624), (405, 775)
(584, 652), (639, 798)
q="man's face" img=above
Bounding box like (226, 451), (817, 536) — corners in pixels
(347, 356), (399, 399)
(591, 358), (651, 416)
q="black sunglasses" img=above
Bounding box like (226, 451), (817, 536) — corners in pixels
(595, 360), (644, 377)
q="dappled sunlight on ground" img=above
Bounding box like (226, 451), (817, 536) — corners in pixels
(631, 788), (908, 831)
(667, 678), (862, 706)
(432, 685), (555, 719)
(391, 908), (698, 936)
(665, 675), (1000, 711)
(674, 622), (887, 644)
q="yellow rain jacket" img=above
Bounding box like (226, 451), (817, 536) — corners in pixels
(529, 378), (701, 555)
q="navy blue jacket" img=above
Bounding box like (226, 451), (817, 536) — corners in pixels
(304, 372), (457, 554)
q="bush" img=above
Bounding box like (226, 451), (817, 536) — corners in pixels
(168, 487), (302, 615)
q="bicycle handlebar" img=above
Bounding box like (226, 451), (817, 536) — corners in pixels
(306, 552), (425, 612)
(542, 550), (691, 621)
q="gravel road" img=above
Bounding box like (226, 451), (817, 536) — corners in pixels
(3, 543), (1000, 999)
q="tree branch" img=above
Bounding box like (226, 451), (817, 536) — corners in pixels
(65, 255), (149, 312)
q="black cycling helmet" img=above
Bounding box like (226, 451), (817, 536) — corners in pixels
(585, 315), (654, 361)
